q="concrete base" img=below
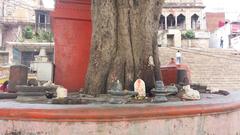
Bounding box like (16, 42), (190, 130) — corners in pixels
(1, 112), (240, 135)
(0, 91), (240, 135)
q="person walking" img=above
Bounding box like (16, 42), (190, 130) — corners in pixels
(176, 50), (182, 64)
(220, 37), (224, 48)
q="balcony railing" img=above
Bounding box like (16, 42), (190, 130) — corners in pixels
(0, 17), (35, 24)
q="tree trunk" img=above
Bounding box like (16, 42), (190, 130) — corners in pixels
(84, 0), (164, 96)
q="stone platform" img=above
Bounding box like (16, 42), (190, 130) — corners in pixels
(1, 91), (240, 135)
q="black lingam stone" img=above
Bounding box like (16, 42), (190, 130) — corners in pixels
(108, 80), (137, 104)
(151, 81), (168, 103)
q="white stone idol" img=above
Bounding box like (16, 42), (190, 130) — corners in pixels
(134, 79), (146, 97)
(56, 86), (68, 99)
(148, 56), (155, 67)
(182, 85), (200, 100)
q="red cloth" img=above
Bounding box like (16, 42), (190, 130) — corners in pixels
(218, 21), (225, 28)
(0, 85), (7, 92)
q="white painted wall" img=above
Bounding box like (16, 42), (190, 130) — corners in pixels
(209, 24), (231, 48)
(167, 29), (182, 48)
(231, 36), (240, 50)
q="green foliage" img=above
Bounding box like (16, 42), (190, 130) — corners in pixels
(23, 26), (33, 39)
(33, 30), (54, 42)
(183, 30), (195, 39)
(22, 26), (54, 42)
(41, 31), (54, 42)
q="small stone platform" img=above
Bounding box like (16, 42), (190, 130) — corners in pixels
(0, 91), (240, 135)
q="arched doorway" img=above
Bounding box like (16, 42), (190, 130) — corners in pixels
(167, 14), (175, 29)
(191, 14), (200, 30)
(159, 15), (166, 30)
(177, 14), (186, 29)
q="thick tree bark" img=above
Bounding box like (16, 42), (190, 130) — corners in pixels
(85, 0), (164, 96)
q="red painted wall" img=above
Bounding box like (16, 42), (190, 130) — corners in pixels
(206, 12), (225, 32)
(51, 0), (92, 92)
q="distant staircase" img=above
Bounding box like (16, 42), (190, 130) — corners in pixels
(159, 47), (240, 90)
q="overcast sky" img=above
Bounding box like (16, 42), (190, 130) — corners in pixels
(42, 0), (55, 9)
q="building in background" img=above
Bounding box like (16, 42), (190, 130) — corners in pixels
(206, 8), (240, 49)
(206, 12), (226, 33)
(0, 0), (54, 66)
(210, 21), (240, 49)
(158, 0), (210, 48)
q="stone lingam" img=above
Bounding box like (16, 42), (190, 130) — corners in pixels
(151, 81), (178, 103)
(108, 80), (138, 104)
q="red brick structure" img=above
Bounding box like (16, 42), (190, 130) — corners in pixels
(206, 12), (225, 32)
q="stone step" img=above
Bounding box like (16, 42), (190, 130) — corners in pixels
(159, 47), (240, 90)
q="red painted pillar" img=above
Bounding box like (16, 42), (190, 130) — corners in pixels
(51, 0), (92, 92)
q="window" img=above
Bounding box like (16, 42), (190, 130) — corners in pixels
(39, 14), (46, 24)
(35, 10), (50, 31)
(191, 14), (200, 30)
(167, 14), (176, 28)
(177, 14), (186, 29)
(159, 15), (166, 30)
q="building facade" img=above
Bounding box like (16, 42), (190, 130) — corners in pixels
(0, 0), (54, 66)
(158, 0), (210, 48)
(210, 21), (240, 49)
